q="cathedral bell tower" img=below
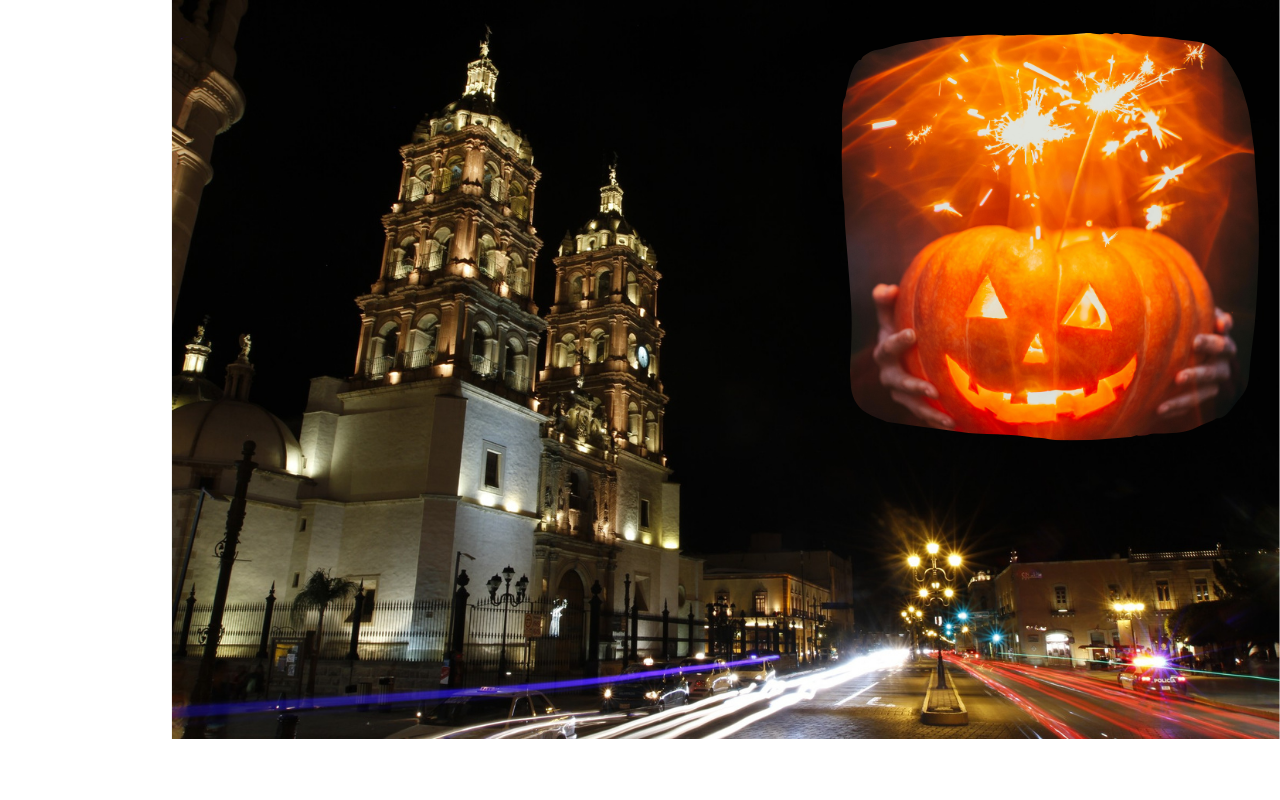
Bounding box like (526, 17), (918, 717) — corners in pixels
(540, 165), (667, 458)
(351, 36), (544, 404)
(532, 165), (676, 608)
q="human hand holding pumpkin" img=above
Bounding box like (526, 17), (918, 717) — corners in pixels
(872, 283), (954, 430)
(1156, 308), (1236, 419)
(873, 284), (1234, 430)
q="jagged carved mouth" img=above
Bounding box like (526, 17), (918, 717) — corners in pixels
(944, 354), (1137, 424)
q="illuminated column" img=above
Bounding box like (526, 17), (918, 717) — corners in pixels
(526, 181), (537, 225)
(438, 299), (460, 363)
(397, 159), (412, 201)
(353, 317), (374, 377)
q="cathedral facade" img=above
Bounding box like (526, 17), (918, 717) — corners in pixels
(172, 41), (700, 654)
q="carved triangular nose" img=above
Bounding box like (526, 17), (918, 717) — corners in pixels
(1023, 333), (1048, 364)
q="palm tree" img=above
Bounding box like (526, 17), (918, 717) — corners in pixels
(291, 569), (357, 699)
(291, 569), (358, 655)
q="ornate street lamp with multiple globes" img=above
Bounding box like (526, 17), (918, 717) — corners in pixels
(1112, 600), (1146, 659)
(906, 542), (962, 688)
(486, 566), (529, 678)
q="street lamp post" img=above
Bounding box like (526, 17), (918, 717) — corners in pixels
(487, 566), (529, 680)
(1112, 601), (1146, 660)
(906, 542), (962, 689)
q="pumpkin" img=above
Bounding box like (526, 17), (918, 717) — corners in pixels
(895, 225), (1215, 439)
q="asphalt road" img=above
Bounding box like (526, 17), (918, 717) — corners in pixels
(955, 659), (1279, 739)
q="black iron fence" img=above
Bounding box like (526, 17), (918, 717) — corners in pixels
(172, 598), (452, 661)
(171, 587), (824, 681)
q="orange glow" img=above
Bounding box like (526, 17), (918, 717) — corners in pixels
(1022, 333), (1048, 364)
(946, 354), (1137, 424)
(933, 201), (961, 216)
(1061, 284), (1112, 330)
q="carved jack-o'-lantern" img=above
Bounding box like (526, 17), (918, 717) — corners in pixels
(896, 225), (1215, 439)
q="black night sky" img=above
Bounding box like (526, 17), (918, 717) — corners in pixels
(173, 8), (1276, 630)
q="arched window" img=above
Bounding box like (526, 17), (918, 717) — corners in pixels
(441, 156), (463, 192)
(627, 402), (640, 445)
(408, 314), (439, 369)
(370, 320), (400, 377)
(509, 182), (527, 220)
(508, 255), (527, 295)
(595, 269), (612, 300)
(626, 271), (639, 304)
(559, 332), (578, 368)
(428, 228), (452, 271)
(408, 166), (431, 201)
(585, 238), (596, 252)
(627, 333), (638, 368)
(589, 328), (607, 363)
(568, 473), (582, 510)
(394, 236), (417, 279)
(569, 274), (584, 303)
(478, 234), (497, 277)
(503, 336), (527, 391)
(644, 411), (658, 451)
(471, 321), (495, 376)
(482, 162), (495, 199)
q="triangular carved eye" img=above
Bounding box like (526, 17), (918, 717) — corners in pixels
(1061, 284), (1112, 330)
(965, 275), (1007, 319)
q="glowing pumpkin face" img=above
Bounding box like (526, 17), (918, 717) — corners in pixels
(896, 225), (1214, 439)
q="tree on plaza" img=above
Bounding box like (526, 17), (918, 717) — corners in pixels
(291, 569), (358, 656)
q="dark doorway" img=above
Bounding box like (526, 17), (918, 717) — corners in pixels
(555, 571), (586, 668)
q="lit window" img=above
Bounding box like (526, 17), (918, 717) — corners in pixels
(1193, 578), (1210, 602)
(481, 445), (505, 493)
(753, 591), (767, 613)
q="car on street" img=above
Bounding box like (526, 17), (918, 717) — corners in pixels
(680, 657), (739, 698)
(602, 659), (689, 713)
(1118, 658), (1188, 696)
(733, 656), (778, 684)
(962, 649), (980, 660)
(416, 687), (577, 738)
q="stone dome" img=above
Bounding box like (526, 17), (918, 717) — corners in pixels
(172, 374), (224, 410)
(173, 399), (302, 474)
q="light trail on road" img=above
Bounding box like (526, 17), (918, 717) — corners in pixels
(950, 655), (1276, 739)
(580, 649), (909, 739)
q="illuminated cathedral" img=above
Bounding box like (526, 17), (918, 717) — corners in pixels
(172, 40), (701, 643)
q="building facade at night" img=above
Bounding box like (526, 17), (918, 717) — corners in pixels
(969, 547), (1226, 666)
(172, 41), (697, 662)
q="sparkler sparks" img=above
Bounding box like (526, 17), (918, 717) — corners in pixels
(1101, 230), (1117, 246)
(871, 120), (897, 130)
(978, 188), (993, 206)
(1140, 107), (1181, 147)
(906, 125), (932, 145)
(933, 202), (962, 216)
(1144, 202), (1180, 230)
(1023, 62), (1067, 86)
(986, 82), (1074, 165)
(1139, 156), (1200, 198)
(1184, 42), (1206, 69)
(1101, 140), (1120, 157)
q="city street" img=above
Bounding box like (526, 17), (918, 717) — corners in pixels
(183, 652), (1279, 739)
